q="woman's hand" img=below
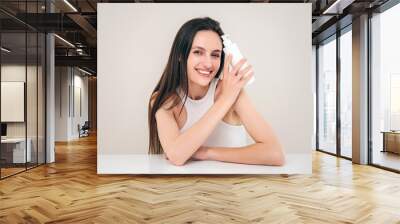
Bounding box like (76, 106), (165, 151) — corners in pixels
(218, 54), (254, 107)
(191, 146), (210, 161)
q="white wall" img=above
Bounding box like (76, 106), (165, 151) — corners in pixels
(98, 3), (313, 157)
(72, 72), (89, 138)
(55, 67), (89, 141)
(55, 66), (69, 141)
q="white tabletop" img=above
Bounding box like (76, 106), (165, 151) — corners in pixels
(98, 153), (311, 174)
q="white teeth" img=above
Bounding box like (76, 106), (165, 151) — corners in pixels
(196, 69), (211, 75)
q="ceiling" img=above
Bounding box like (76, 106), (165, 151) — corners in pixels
(0, 0), (392, 75)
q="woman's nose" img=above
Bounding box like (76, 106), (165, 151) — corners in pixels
(202, 56), (213, 69)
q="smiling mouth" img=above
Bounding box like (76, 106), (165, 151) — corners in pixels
(196, 69), (212, 77)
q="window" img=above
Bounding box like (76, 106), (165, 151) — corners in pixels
(339, 28), (352, 158)
(371, 2), (400, 171)
(318, 37), (337, 154)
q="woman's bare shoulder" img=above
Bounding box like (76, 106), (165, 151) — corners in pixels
(151, 91), (181, 112)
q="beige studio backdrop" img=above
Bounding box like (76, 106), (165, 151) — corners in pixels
(97, 3), (313, 174)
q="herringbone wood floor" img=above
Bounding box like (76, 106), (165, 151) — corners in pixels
(1, 134), (400, 224)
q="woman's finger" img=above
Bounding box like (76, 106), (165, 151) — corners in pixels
(221, 54), (232, 80)
(231, 58), (247, 77)
(236, 65), (252, 80)
(239, 71), (254, 86)
(224, 53), (231, 69)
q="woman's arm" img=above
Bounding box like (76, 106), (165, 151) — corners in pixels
(192, 90), (285, 166)
(156, 98), (232, 166)
(195, 144), (284, 165)
(156, 56), (253, 166)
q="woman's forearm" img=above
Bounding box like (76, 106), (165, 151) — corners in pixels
(205, 143), (285, 166)
(166, 99), (232, 165)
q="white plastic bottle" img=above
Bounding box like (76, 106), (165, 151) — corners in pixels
(221, 34), (255, 85)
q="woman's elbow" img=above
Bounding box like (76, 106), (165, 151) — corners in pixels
(263, 144), (285, 166)
(274, 151), (285, 166)
(169, 159), (186, 166)
(164, 151), (187, 166)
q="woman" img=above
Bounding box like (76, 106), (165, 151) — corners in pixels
(148, 17), (285, 166)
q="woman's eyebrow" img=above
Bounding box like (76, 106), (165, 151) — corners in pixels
(192, 46), (222, 53)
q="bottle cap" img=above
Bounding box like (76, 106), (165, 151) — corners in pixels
(221, 34), (233, 47)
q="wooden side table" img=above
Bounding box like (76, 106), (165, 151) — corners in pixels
(381, 131), (400, 154)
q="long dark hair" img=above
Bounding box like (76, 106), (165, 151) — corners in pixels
(148, 17), (225, 154)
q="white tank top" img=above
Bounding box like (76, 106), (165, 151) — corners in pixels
(178, 78), (250, 148)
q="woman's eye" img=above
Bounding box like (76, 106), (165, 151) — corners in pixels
(193, 51), (201, 55)
(212, 54), (220, 58)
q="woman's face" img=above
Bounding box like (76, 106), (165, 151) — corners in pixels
(186, 30), (222, 87)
